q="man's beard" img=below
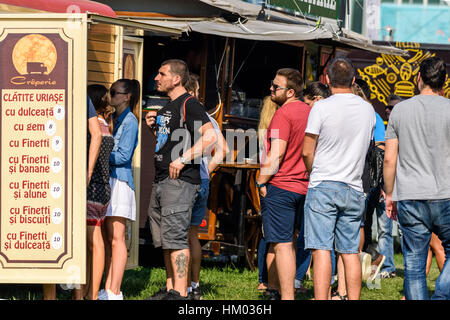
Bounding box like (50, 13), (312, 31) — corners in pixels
(270, 93), (287, 106)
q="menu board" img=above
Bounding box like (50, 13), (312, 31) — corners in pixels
(0, 24), (86, 284)
(1, 88), (66, 261)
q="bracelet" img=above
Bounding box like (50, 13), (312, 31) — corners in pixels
(256, 182), (267, 188)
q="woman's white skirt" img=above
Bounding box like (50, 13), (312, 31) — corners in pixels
(106, 177), (136, 221)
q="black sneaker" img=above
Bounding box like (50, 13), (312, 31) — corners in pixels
(146, 286), (168, 300)
(163, 289), (189, 300)
(189, 287), (203, 300)
(267, 289), (281, 300)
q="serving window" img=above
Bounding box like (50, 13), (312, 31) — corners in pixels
(224, 39), (305, 129)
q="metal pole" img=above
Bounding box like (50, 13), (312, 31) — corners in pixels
(237, 168), (247, 263)
(346, 0), (351, 30)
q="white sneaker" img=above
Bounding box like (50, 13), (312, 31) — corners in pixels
(98, 289), (123, 300)
(294, 279), (302, 289)
(106, 289), (123, 300)
(360, 252), (372, 281)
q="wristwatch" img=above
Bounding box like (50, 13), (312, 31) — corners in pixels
(179, 156), (187, 165)
(256, 182), (267, 188)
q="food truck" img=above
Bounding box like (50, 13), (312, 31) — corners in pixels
(0, 0), (180, 284)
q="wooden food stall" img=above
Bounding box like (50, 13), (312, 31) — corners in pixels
(0, 0), (180, 284)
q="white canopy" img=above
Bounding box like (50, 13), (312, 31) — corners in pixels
(119, 0), (406, 55)
(128, 16), (405, 55)
(133, 17), (333, 41)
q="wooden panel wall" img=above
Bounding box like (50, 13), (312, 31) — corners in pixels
(87, 23), (117, 88)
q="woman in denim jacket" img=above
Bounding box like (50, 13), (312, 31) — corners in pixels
(99, 79), (140, 300)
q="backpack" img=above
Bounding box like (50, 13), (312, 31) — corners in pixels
(178, 95), (195, 155)
(179, 95), (194, 128)
(366, 140), (385, 189)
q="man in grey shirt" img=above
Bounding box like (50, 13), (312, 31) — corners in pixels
(384, 56), (450, 300)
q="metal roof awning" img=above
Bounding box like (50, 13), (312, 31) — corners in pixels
(195, 0), (407, 56)
(334, 34), (404, 56)
(198, 0), (262, 17)
(128, 16), (406, 55)
(132, 17), (333, 42)
(191, 18), (334, 41)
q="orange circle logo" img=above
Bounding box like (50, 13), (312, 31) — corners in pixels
(12, 34), (57, 75)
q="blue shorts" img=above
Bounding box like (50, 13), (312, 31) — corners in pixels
(304, 181), (365, 254)
(261, 184), (306, 243)
(190, 179), (210, 226)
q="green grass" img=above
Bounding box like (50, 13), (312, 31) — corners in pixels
(0, 253), (442, 300)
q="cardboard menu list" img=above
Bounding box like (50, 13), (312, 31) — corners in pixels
(0, 33), (69, 269)
(2, 90), (65, 259)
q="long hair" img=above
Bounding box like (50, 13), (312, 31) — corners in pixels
(88, 84), (113, 133)
(87, 84), (108, 112)
(352, 83), (370, 102)
(258, 96), (278, 143)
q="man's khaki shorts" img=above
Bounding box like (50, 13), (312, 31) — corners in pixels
(148, 177), (199, 250)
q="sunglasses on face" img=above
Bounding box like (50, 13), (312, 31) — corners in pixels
(270, 80), (289, 91)
(110, 88), (128, 97)
(386, 106), (394, 110)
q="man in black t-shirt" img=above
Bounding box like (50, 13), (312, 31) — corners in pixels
(145, 59), (216, 300)
(153, 92), (211, 184)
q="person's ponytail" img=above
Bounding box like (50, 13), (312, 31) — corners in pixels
(128, 79), (141, 113)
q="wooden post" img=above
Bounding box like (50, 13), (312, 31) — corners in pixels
(225, 38), (236, 120)
(199, 34), (208, 105)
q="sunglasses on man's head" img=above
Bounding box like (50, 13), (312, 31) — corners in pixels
(270, 80), (289, 91)
(110, 88), (128, 97)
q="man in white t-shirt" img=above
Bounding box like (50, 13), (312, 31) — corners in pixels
(302, 57), (375, 300)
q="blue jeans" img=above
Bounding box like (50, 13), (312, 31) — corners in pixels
(376, 200), (396, 273)
(190, 179), (210, 226)
(305, 181), (365, 254)
(397, 199), (450, 300)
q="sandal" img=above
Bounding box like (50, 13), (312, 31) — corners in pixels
(331, 291), (348, 300)
(295, 285), (308, 294)
(257, 283), (268, 291)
